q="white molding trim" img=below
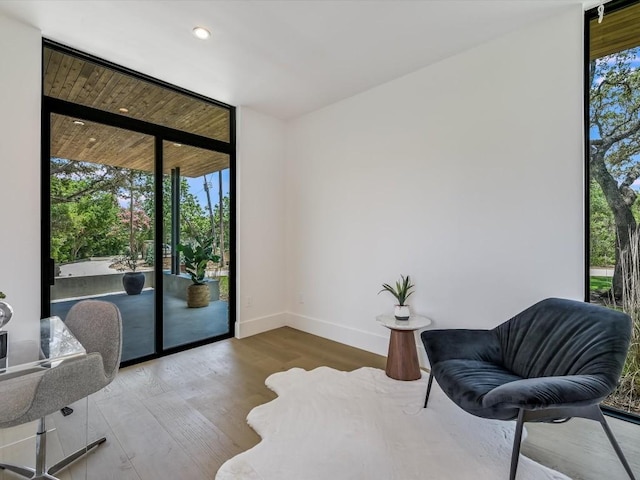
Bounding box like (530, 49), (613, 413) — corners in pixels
(286, 312), (389, 357)
(285, 312), (428, 365)
(236, 311), (430, 367)
(235, 312), (287, 339)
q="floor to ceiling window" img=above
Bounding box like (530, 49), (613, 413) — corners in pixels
(586, 0), (640, 419)
(42, 42), (235, 366)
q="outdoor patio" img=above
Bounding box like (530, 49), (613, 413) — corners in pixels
(51, 290), (229, 362)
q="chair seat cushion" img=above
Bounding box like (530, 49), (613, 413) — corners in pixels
(433, 359), (522, 420)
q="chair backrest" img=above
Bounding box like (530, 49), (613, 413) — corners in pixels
(64, 299), (123, 381)
(0, 300), (123, 429)
(494, 298), (632, 388)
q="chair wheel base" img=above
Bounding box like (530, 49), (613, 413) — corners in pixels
(0, 435), (107, 480)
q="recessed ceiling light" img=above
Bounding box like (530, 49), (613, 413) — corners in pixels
(89, 137), (96, 142)
(173, 143), (182, 147)
(119, 107), (129, 113)
(192, 26), (211, 40)
(73, 120), (85, 126)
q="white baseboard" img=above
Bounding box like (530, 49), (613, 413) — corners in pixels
(236, 311), (430, 368)
(287, 312), (430, 367)
(235, 312), (287, 339)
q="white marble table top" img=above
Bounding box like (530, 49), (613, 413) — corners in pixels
(376, 314), (432, 331)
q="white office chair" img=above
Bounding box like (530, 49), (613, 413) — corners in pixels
(0, 300), (122, 479)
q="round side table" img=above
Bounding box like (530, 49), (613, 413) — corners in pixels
(376, 314), (432, 381)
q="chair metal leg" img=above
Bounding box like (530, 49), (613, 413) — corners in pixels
(507, 405), (636, 480)
(509, 409), (525, 480)
(595, 410), (637, 480)
(0, 415), (107, 480)
(35, 418), (47, 477)
(47, 436), (106, 476)
(0, 462), (36, 478)
(423, 371), (434, 408)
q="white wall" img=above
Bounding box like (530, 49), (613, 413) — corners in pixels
(0, 14), (42, 341)
(236, 107), (287, 337)
(0, 7), (585, 359)
(284, 7), (584, 361)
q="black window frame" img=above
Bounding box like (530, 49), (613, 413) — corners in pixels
(41, 39), (237, 367)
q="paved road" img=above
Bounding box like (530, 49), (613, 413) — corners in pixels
(590, 267), (614, 277)
(57, 258), (120, 277)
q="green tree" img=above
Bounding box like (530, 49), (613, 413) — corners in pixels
(590, 47), (640, 296)
(51, 158), (132, 203)
(212, 194), (230, 255)
(118, 170), (153, 262)
(590, 180), (616, 266)
(142, 175), (210, 248)
(50, 159), (129, 263)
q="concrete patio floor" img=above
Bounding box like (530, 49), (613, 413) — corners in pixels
(51, 289), (230, 362)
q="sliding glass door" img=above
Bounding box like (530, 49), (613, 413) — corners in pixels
(48, 114), (157, 363)
(42, 42), (235, 365)
(162, 142), (230, 350)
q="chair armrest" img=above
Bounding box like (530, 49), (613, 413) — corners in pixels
(482, 374), (612, 410)
(420, 329), (502, 365)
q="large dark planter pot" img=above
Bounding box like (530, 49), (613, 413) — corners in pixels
(122, 272), (145, 295)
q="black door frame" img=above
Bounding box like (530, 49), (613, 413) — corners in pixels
(41, 40), (236, 367)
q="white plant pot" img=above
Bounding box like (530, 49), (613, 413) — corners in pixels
(394, 305), (410, 321)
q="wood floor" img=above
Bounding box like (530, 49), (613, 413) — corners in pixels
(1, 326), (638, 479)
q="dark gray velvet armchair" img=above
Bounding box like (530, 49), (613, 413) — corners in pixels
(421, 297), (636, 480)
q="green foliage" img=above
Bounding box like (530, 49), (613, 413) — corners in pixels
(590, 276), (613, 292)
(115, 251), (140, 272)
(143, 176), (210, 246)
(212, 194), (231, 253)
(51, 189), (125, 263)
(144, 246), (155, 266)
(218, 276), (229, 301)
(50, 160), (229, 281)
(589, 181), (616, 267)
(177, 236), (220, 285)
(379, 275), (414, 306)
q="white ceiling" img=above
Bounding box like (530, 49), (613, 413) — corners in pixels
(0, 1), (589, 120)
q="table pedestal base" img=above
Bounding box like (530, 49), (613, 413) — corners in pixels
(386, 329), (421, 381)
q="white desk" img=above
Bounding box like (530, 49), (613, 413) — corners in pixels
(1, 316), (86, 374)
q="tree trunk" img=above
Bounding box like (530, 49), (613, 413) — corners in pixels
(590, 150), (637, 298)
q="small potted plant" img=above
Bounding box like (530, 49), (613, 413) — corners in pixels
(117, 249), (145, 295)
(178, 236), (220, 308)
(379, 275), (414, 320)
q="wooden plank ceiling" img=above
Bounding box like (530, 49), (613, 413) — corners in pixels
(590, 1), (640, 60)
(45, 48), (230, 178)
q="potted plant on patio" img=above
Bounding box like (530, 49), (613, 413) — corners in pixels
(178, 236), (220, 308)
(119, 249), (145, 295)
(379, 275), (414, 320)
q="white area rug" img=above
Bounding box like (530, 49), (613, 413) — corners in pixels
(215, 367), (571, 480)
